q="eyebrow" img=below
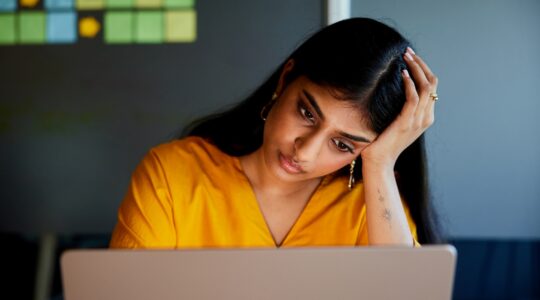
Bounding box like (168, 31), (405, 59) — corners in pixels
(339, 131), (372, 143)
(302, 89), (372, 144)
(303, 89), (325, 120)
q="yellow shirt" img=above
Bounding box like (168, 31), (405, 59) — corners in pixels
(110, 136), (419, 248)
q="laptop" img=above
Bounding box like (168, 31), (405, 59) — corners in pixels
(61, 245), (457, 300)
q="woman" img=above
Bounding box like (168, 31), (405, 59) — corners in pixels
(110, 18), (441, 249)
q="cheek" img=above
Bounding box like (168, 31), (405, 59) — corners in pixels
(264, 107), (299, 142)
(313, 150), (352, 174)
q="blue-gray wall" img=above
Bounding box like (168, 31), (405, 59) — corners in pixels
(352, 0), (540, 238)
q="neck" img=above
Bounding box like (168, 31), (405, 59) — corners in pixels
(240, 148), (321, 198)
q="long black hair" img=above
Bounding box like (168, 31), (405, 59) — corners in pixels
(182, 18), (442, 244)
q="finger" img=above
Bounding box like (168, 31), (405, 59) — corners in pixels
(409, 50), (438, 89)
(400, 69), (419, 122)
(422, 88), (437, 131)
(403, 51), (431, 118)
(404, 51), (430, 94)
(411, 52), (438, 128)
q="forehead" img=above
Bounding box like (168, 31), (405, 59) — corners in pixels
(290, 77), (376, 139)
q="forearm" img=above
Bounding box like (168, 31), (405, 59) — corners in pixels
(362, 162), (413, 246)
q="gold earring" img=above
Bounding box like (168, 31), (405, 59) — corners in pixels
(348, 159), (356, 190)
(261, 93), (278, 121)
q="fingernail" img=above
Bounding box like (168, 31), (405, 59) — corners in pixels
(405, 52), (414, 61)
(407, 47), (416, 55)
(402, 69), (410, 78)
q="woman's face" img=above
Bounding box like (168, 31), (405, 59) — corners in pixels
(262, 75), (378, 183)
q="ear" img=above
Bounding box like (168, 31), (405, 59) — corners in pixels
(275, 59), (295, 96)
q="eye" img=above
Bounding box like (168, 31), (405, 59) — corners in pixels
(332, 139), (354, 153)
(298, 102), (315, 123)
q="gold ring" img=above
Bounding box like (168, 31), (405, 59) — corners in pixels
(429, 93), (439, 101)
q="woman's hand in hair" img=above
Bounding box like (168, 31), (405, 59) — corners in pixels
(360, 47), (438, 170)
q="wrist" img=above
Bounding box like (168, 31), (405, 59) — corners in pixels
(360, 152), (396, 171)
(361, 158), (395, 176)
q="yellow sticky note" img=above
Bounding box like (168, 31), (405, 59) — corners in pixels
(165, 10), (196, 43)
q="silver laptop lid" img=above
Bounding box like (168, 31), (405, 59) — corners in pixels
(61, 245), (456, 300)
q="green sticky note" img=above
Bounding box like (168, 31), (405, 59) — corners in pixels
(105, 0), (133, 8)
(0, 14), (16, 44)
(165, 10), (196, 43)
(19, 12), (46, 44)
(164, 0), (193, 8)
(135, 11), (163, 43)
(135, 0), (162, 8)
(104, 11), (133, 44)
(77, 0), (104, 10)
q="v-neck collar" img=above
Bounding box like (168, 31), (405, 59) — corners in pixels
(232, 155), (330, 248)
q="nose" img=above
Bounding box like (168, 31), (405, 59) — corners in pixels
(293, 133), (323, 163)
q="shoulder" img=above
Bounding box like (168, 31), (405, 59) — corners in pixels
(146, 136), (234, 173)
(150, 136), (222, 160)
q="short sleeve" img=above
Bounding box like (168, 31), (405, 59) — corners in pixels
(403, 203), (422, 248)
(109, 149), (176, 249)
(401, 199), (422, 248)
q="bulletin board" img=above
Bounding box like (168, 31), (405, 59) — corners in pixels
(0, 0), (196, 44)
(0, 0), (321, 234)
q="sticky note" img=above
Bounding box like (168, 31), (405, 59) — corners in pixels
(165, 10), (195, 43)
(135, 11), (163, 43)
(47, 11), (76, 43)
(105, 0), (132, 8)
(0, 13), (16, 44)
(44, 0), (73, 9)
(76, 0), (104, 10)
(19, 12), (46, 44)
(0, 0), (16, 11)
(164, 0), (193, 9)
(104, 11), (133, 43)
(135, 0), (161, 8)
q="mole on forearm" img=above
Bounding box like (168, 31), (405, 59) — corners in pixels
(376, 189), (392, 227)
(382, 208), (392, 227)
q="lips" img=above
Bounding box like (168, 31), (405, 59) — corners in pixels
(278, 152), (304, 174)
